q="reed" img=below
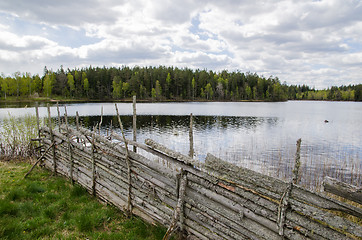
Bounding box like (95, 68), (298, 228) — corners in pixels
(0, 113), (40, 160)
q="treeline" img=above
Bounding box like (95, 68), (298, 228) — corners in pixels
(1, 66), (361, 101)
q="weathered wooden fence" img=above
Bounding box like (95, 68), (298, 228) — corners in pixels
(37, 105), (361, 240)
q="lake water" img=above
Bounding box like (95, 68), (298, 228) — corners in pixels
(0, 101), (361, 188)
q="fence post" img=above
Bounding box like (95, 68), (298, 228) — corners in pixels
(189, 113), (194, 158)
(133, 95), (137, 152)
(47, 104), (56, 175)
(91, 125), (97, 196)
(75, 111), (80, 143)
(109, 120), (113, 140)
(35, 102), (40, 138)
(163, 169), (187, 240)
(277, 138), (301, 236)
(56, 102), (61, 132)
(64, 106), (74, 184)
(75, 111), (80, 131)
(115, 104), (133, 216)
(99, 106), (103, 134)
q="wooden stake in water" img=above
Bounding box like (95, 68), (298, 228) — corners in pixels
(293, 138), (302, 185)
(109, 120), (113, 140)
(133, 95), (137, 152)
(189, 113), (194, 158)
(35, 102), (40, 138)
(75, 111), (80, 131)
(99, 106), (103, 134)
(56, 102), (61, 132)
(75, 111), (80, 143)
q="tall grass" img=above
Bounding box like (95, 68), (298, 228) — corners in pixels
(0, 113), (39, 160)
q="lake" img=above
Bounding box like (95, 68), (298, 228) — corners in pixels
(0, 101), (361, 189)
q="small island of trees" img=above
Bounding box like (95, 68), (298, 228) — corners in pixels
(1, 66), (361, 102)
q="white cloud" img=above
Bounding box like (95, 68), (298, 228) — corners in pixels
(0, 0), (361, 88)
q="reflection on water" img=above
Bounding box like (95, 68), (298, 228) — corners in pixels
(0, 101), (361, 189)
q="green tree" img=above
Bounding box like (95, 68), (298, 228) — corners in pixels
(81, 72), (87, 97)
(245, 85), (252, 100)
(20, 74), (30, 96)
(122, 82), (130, 98)
(43, 74), (53, 97)
(1, 76), (8, 99)
(112, 76), (121, 99)
(14, 71), (21, 97)
(165, 73), (171, 98)
(191, 77), (196, 100)
(32, 75), (42, 94)
(205, 83), (213, 100)
(355, 84), (362, 101)
(151, 88), (156, 101)
(139, 84), (147, 99)
(7, 77), (17, 96)
(83, 78), (89, 97)
(67, 73), (75, 96)
(200, 88), (205, 99)
(155, 80), (162, 100)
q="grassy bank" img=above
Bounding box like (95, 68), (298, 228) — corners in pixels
(0, 160), (167, 239)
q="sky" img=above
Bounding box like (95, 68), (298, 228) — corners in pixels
(0, 0), (361, 89)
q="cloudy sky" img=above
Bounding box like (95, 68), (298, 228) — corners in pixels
(0, 0), (361, 89)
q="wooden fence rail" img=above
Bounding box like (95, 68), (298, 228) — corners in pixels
(37, 105), (361, 239)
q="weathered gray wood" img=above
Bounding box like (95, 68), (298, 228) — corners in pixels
(322, 176), (362, 205)
(39, 124), (362, 240)
(99, 106), (103, 134)
(185, 188), (262, 239)
(187, 172), (279, 221)
(47, 104), (57, 175)
(75, 111), (80, 131)
(186, 181), (284, 239)
(77, 128), (178, 181)
(145, 138), (201, 168)
(96, 172), (173, 224)
(286, 210), (347, 240)
(111, 133), (197, 175)
(24, 142), (55, 178)
(115, 103), (132, 215)
(277, 138), (301, 236)
(189, 113), (193, 158)
(109, 119), (113, 140)
(163, 170), (187, 240)
(205, 153), (362, 219)
(64, 106), (74, 184)
(184, 218), (224, 240)
(289, 198), (362, 238)
(184, 202), (252, 240)
(56, 102), (61, 132)
(133, 95), (137, 153)
(97, 168), (176, 223)
(293, 138), (302, 185)
(35, 103), (40, 138)
(91, 127), (97, 196)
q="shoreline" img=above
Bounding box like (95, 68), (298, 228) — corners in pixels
(1, 96), (358, 104)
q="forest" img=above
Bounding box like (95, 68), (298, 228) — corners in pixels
(0, 66), (361, 102)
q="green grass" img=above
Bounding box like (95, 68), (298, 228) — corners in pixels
(0, 160), (167, 239)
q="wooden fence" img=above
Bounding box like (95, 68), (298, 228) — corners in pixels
(37, 105), (361, 240)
